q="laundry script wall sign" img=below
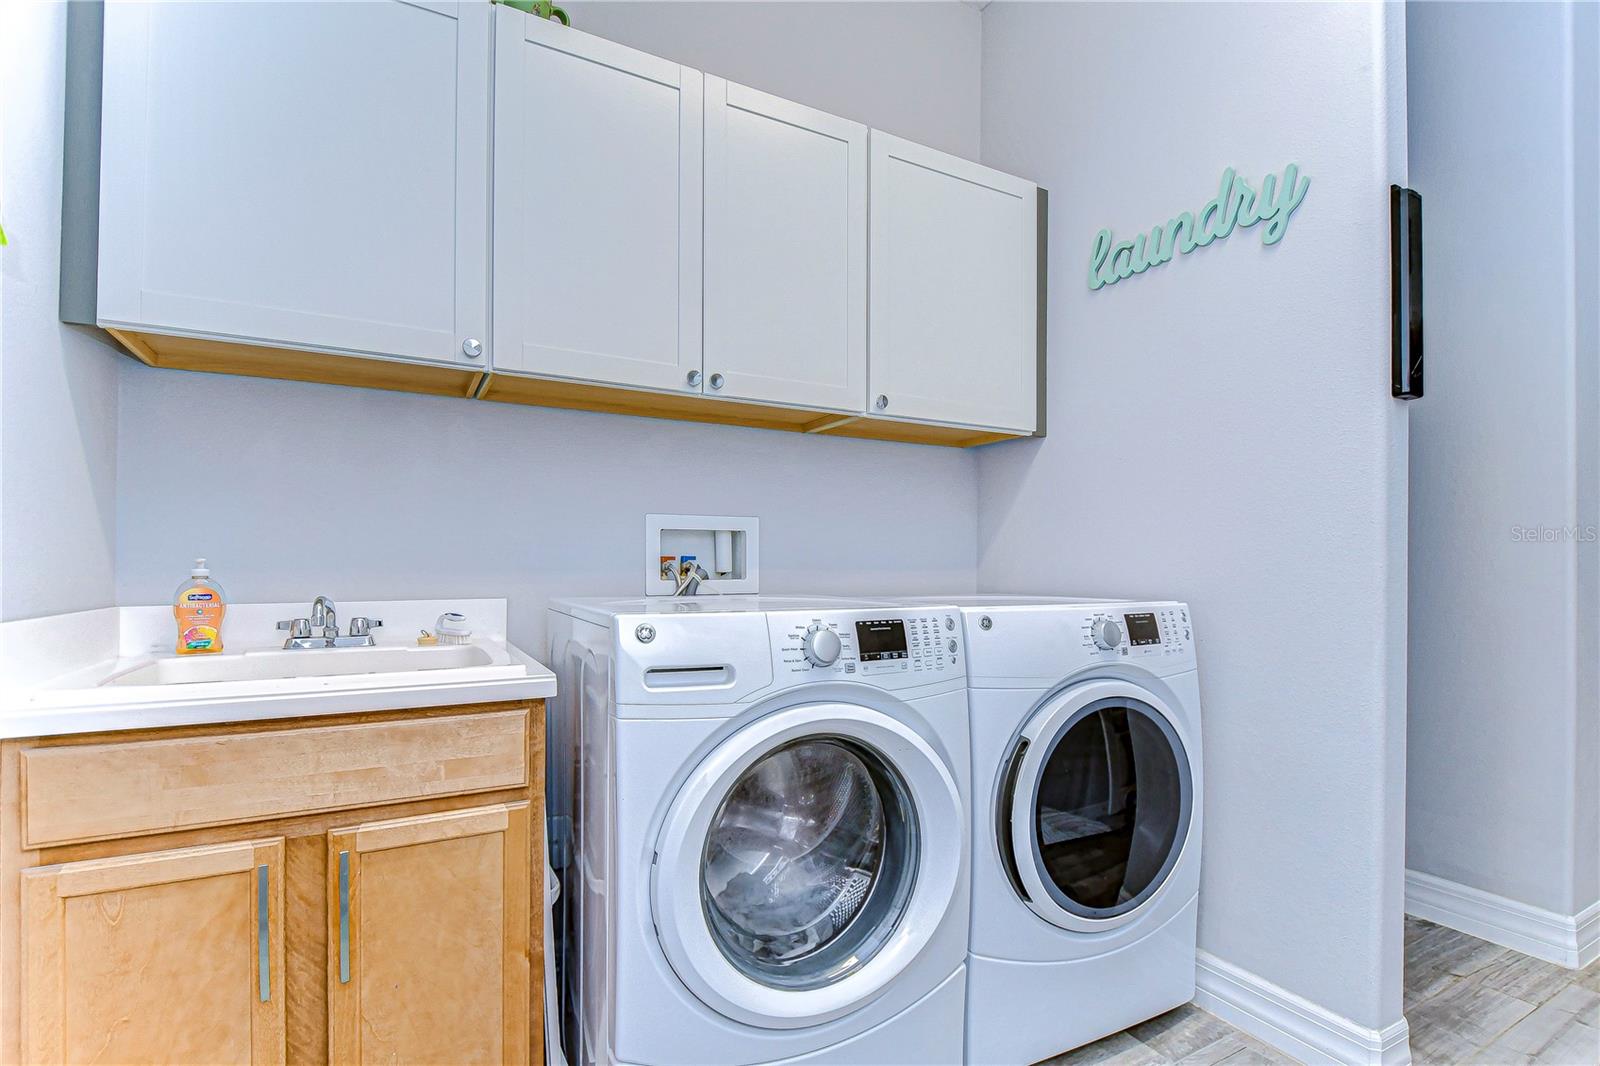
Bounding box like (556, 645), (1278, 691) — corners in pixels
(1088, 164), (1310, 290)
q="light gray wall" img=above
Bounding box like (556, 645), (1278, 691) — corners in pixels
(976, 0), (1410, 1033)
(1406, 1), (1600, 918)
(563, 1), (981, 159)
(112, 2), (985, 655)
(0, 0), (122, 621)
(1577, 1), (1600, 920)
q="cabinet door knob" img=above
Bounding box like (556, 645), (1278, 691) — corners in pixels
(875, 394), (889, 410)
(685, 370), (702, 387)
(462, 338), (483, 359)
(709, 373), (725, 390)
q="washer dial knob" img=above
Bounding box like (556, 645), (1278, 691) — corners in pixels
(803, 625), (842, 667)
(1091, 616), (1125, 651)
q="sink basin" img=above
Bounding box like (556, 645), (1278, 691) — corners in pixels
(103, 643), (494, 687)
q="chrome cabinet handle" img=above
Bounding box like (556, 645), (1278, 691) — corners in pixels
(257, 864), (271, 1003)
(708, 373), (725, 390)
(875, 394), (889, 410)
(338, 850), (351, 984)
(685, 369), (702, 387)
(462, 338), (483, 359)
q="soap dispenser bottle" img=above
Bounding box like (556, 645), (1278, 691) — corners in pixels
(174, 558), (226, 655)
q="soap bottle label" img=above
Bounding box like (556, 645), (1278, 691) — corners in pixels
(177, 589), (225, 654)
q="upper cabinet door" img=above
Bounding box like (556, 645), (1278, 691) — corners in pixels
(494, 12), (703, 393)
(868, 133), (1038, 433)
(703, 77), (867, 413)
(96, 0), (490, 368)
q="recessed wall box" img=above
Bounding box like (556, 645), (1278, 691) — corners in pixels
(645, 515), (759, 595)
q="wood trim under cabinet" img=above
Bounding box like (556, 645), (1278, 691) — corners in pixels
(480, 372), (1028, 447)
(106, 328), (484, 399)
(102, 326), (1034, 447)
(813, 418), (1020, 448)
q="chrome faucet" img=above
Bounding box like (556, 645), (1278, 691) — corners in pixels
(312, 595), (337, 638)
(278, 596), (382, 649)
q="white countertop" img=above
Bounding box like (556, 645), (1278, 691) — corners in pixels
(0, 598), (555, 738)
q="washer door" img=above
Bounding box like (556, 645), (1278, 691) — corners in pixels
(1000, 680), (1194, 933)
(653, 703), (964, 1029)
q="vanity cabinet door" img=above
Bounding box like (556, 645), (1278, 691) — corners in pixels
(868, 132), (1038, 434)
(21, 838), (287, 1065)
(702, 77), (867, 413)
(493, 10), (703, 394)
(95, 0), (490, 368)
(328, 803), (532, 1065)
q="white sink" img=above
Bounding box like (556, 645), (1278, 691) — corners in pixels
(104, 643), (493, 687)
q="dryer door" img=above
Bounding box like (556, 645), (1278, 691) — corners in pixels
(652, 702), (963, 1029)
(1000, 680), (1195, 933)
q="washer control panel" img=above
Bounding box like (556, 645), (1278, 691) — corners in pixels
(1077, 604), (1191, 660)
(770, 610), (962, 684)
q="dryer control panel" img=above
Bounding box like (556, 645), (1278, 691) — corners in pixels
(769, 609), (963, 686)
(1077, 603), (1191, 661)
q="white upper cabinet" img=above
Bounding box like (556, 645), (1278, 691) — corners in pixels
(493, 12), (703, 392)
(702, 77), (867, 413)
(96, 0), (490, 368)
(868, 132), (1038, 434)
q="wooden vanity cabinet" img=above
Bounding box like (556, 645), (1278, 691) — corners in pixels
(0, 701), (545, 1066)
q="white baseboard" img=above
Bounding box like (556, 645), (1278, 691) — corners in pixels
(1195, 950), (1412, 1066)
(1405, 869), (1600, 969)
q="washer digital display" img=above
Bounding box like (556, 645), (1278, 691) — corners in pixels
(1124, 612), (1161, 646)
(855, 619), (909, 661)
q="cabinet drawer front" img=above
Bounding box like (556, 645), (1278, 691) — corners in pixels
(21, 710), (530, 847)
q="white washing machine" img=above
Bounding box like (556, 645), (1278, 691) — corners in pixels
(547, 596), (972, 1066)
(900, 597), (1202, 1065)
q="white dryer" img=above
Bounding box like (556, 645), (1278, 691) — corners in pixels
(547, 597), (973, 1066)
(901, 597), (1202, 1065)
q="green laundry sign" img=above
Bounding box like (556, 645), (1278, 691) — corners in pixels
(1088, 164), (1309, 290)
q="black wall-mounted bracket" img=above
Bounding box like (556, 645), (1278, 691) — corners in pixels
(1391, 185), (1423, 399)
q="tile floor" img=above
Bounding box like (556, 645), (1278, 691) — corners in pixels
(1040, 1001), (1292, 1065)
(1041, 918), (1599, 1066)
(1404, 918), (1598, 1065)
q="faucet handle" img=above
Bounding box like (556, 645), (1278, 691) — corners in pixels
(349, 617), (383, 637)
(277, 618), (312, 639)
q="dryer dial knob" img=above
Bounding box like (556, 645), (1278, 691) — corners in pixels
(803, 625), (842, 667)
(1091, 617), (1125, 651)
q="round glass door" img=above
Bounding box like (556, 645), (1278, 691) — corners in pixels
(1006, 693), (1192, 924)
(700, 737), (919, 991)
(652, 702), (962, 1028)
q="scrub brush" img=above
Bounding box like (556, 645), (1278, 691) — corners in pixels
(435, 612), (472, 645)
